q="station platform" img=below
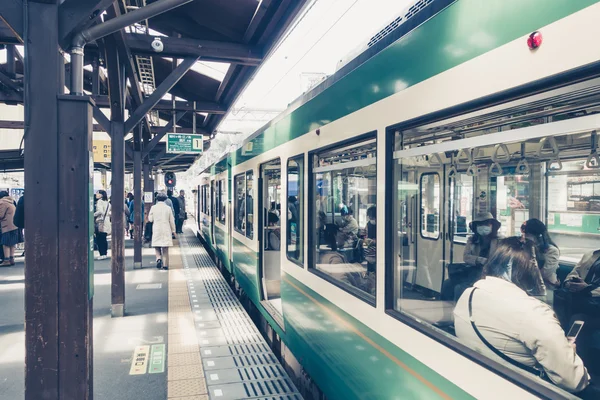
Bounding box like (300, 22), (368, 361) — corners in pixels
(0, 229), (301, 400)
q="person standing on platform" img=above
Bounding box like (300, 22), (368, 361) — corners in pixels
(13, 193), (24, 257)
(176, 189), (186, 234)
(128, 194), (144, 238)
(0, 191), (18, 266)
(94, 190), (111, 260)
(148, 192), (176, 270)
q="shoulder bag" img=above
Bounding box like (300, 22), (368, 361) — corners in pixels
(468, 288), (546, 379)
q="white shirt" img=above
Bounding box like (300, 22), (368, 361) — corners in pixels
(454, 277), (589, 393)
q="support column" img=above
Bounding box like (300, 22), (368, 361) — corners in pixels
(6, 45), (16, 77)
(25, 2), (93, 399)
(57, 95), (94, 400)
(24, 3), (61, 398)
(133, 150), (142, 268)
(111, 121), (125, 317)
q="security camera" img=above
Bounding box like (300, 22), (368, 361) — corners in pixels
(151, 37), (164, 53)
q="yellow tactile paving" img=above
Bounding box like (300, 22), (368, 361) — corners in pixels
(168, 352), (202, 367)
(168, 396), (209, 400)
(167, 240), (207, 399)
(168, 364), (204, 381)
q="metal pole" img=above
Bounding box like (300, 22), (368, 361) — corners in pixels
(110, 121), (126, 317)
(133, 146), (143, 268)
(80, 0), (193, 44)
(71, 0), (193, 95)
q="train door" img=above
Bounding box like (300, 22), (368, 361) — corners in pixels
(210, 179), (215, 245)
(404, 163), (446, 296)
(259, 158), (283, 317)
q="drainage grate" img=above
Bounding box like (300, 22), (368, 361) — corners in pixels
(178, 233), (302, 400)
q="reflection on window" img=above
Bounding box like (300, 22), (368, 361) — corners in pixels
(547, 159), (600, 262)
(311, 138), (377, 300)
(246, 170), (254, 239)
(287, 157), (304, 264)
(234, 174), (246, 235)
(492, 172), (532, 238)
(420, 174), (440, 239)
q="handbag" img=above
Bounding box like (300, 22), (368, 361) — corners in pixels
(95, 203), (110, 234)
(447, 263), (470, 279)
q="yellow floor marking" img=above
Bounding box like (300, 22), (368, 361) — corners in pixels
(129, 345), (150, 375)
(167, 241), (208, 398)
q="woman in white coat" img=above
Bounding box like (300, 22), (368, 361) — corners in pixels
(454, 237), (594, 397)
(148, 192), (176, 270)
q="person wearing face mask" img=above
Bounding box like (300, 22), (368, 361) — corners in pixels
(522, 218), (560, 289)
(442, 212), (501, 301)
(336, 205), (358, 249)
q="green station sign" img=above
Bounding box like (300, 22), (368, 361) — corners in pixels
(166, 133), (204, 154)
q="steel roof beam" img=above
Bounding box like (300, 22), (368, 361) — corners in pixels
(125, 33), (263, 65)
(124, 56), (199, 134)
(0, 0), (23, 42)
(0, 69), (21, 93)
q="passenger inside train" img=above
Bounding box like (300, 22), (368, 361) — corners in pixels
(389, 95), (600, 396)
(453, 237), (593, 396)
(441, 212), (502, 301)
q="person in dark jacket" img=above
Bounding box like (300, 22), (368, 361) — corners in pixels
(167, 190), (180, 221)
(13, 194), (24, 257)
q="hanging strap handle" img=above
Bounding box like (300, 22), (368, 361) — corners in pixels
(468, 288), (545, 378)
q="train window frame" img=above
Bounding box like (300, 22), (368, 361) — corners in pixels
(419, 172), (441, 241)
(286, 154), (305, 267)
(233, 173), (246, 236)
(307, 131), (377, 307)
(218, 179), (226, 224)
(245, 170), (254, 240)
(384, 82), (600, 400)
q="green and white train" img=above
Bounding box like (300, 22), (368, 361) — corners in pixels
(194, 1), (600, 398)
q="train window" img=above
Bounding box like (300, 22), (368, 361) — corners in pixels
(310, 138), (377, 301)
(391, 103), (600, 394)
(287, 156), (304, 265)
(420, 173), (440, 240)
(234, 173), (246, 235)
(218, 179), (226, 224)
(547, 159), (600, 263)
(246, 170), (254, 239)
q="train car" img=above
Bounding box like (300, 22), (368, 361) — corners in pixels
(196, 0), (600, 399)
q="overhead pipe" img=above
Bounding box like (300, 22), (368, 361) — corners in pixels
(70, 0), (194, 95)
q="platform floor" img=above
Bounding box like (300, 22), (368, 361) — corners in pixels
(0, 229), (301, 400)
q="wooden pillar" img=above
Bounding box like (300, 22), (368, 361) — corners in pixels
(57, 95), (94, 400)
(24, 3), (61, 398)
(24, 2), (93, 399)
(110, 121), (125, 317)
(133, 150), (142, 268)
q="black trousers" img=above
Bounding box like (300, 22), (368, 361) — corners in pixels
(95, 232), (108, 256)
(176, 218), (184, 233)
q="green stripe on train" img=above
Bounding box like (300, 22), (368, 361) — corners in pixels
(282, 273), (474, 400)
(230, 0), (598, 167)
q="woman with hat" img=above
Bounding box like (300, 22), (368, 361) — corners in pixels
(442, 212), (502, 300)
(522, 218), (560, 289)
(464, 212), (502, 268)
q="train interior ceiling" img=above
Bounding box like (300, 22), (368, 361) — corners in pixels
(390, 76), (600, 345)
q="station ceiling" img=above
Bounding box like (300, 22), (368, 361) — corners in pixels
(0, 0), (308, 172)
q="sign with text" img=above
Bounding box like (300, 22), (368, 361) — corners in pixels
(93, 140), (111, 163)
(166, 133), (203, 154)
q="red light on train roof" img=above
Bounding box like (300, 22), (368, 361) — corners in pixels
(527, 31), (542, 50)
